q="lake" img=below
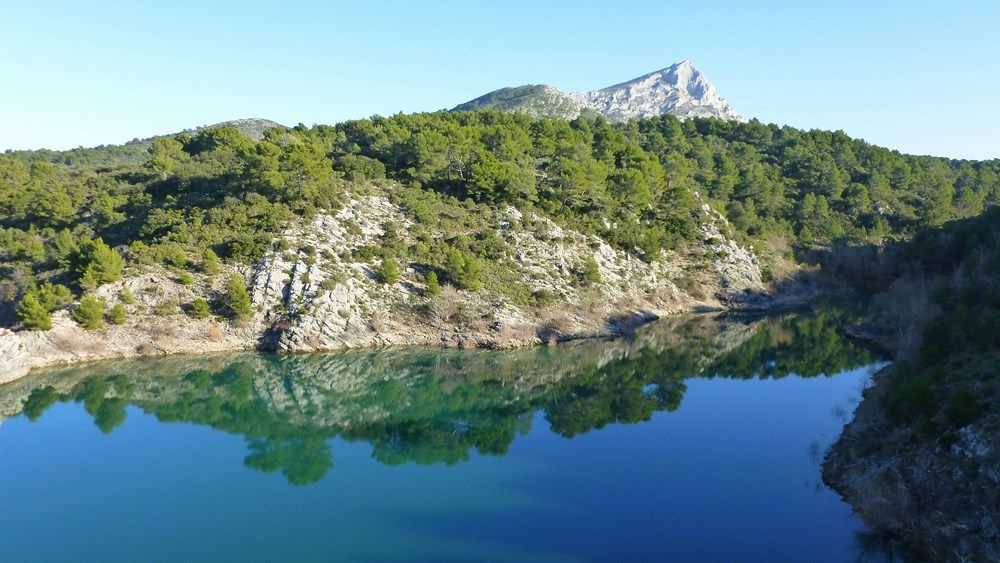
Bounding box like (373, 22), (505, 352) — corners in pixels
(0, 306), (891, 561)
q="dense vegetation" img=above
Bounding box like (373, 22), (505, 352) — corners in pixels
(836, 207), (1000, 441)
(2, 110), (998, 327)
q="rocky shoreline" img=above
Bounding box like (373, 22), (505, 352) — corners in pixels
(822, 344), (999, 561)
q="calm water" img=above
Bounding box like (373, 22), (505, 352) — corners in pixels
(0, 307), (890, 562)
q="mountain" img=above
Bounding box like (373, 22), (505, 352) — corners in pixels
(453, 60), (741, 121)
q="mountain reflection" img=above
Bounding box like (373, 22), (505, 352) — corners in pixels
(5, 305), (878, 485)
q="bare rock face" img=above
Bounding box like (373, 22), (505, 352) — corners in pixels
(0, 329), (30, 385)
(698, 204), (762, 292)
(454, 60), (741, 122)
(571, 61), (742, 121)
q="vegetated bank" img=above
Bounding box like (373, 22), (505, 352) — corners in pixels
(1, 110), (996, 386)
(1, 109), (998, 557)
(822, 207), (999, 562)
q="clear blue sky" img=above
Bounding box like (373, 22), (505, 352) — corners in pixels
(2, 0), (997, 159)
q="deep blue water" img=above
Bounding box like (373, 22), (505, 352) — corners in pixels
(0, 308), (888, 561)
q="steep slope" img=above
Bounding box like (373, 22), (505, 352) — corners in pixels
(453, 60), (741, 121)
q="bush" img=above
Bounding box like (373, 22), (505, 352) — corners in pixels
(944, 386), (982, 427)
(16, 293), (53, 331)
(161, 244), (188, 269)
(377, 256), (400, 285)
(178, 272), (194, 285)
(201, 249), (221, 275)
(226, 274), (253, 321)
(72, 295), (105, 330)
(424, 270), (441, 297)
(188, 298), (211, 319)
(75, 238), (124, 289)
(529, 289), (559, 308)
(108, 303), (127, 325)
(581, 256), (601, 285)
(882, 366), (936, 424)
(119, 288), (135, 304)
(36, 283), (73, 312)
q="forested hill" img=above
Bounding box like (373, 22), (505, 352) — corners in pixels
(2, 111), (997, 279)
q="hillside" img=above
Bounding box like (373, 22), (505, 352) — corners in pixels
(0, 107), (998, 558)
(1, 109), (997, 382)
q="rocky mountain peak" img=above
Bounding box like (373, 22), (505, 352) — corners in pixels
(453, 60), (741, 122)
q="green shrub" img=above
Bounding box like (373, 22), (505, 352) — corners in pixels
(72, 295), (105, 330)
(36, 282), (73, 311)
(944, 387), (982, 427)
(108, 303), (127, 325)
(161, 244), (188, 269)
(882, 367), (936, 424)
(188, 298), (211, 319)
(424, 271), (441, 297)
(201, 249), (221, 275)
(119, 287), (136, 305)
(178, 272), (194, 285)
(377, 256), (400, 285)
(529, 289), (559, 308)
(581, 256), (601, 285)
(75, 238), (124, 289)
(16, 293), (53, 331)
(226, 274), (253, 321)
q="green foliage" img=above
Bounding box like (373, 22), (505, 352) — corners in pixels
(74, 237), (124, 289)
(201, 249), (221, 275)
(177, 272), (194, 285)
(944, 386), (982, 428)
(35, 282), (73, 312)
(376, 255), (400, 285)
(108, 303), (127, 325)
(226, 274), (253, 321)
(882, 367), (936, 424)
(16, 293), (53, 330)
(119, 288), (135, 305)
(580, 256), (601, 285)
(188, 298), (211, 319)
(529, 289), (560, 308)
(160, 243), (188, 269)
(72, 295), (105, 330)
(424, 270), (441, 297)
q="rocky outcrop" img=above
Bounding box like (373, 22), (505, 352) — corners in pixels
(0, 329), (30, 385)
(0, 194), (765, 386)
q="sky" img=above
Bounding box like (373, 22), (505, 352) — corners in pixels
(1, 0), (998, 159)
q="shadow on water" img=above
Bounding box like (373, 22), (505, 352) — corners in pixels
(3, 302), (884, 488)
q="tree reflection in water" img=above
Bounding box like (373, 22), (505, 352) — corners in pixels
(13, 304), (879, 486)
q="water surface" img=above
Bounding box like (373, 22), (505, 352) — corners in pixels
(0, 307), (888, 561)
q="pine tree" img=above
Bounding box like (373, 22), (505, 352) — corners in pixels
(581, 256), (602, 285)
(424, 270), (441, 297)
(377, 255), (400, 285)
(75, 237), (124, 288)
(226, 274), (253, 321)
(108, 303), (127, 325)
(202, 249), (221, 275)
(72, 295), (105, 330)
(188, 298), (211, 319)
(16, 293), (53, 331)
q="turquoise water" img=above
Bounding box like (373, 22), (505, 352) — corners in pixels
(0, 308), (888, 561)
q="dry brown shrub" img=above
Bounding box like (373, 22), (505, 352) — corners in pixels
(203, 323), (223, 341)
(873, 275), (940, 361)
